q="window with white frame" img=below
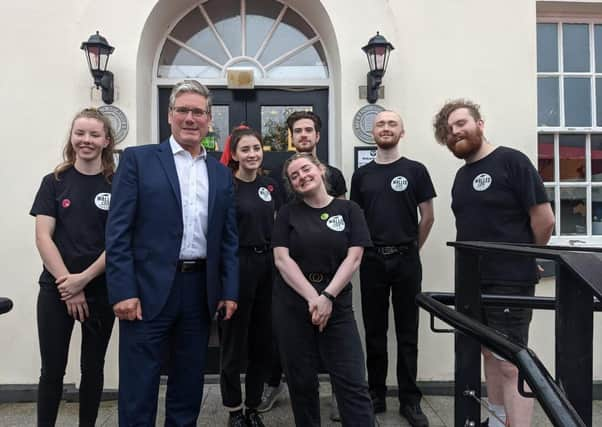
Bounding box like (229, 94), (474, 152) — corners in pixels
(157, 0), (328, 82)
(537, 20), (602, 241)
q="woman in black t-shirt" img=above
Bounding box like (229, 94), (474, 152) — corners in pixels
(219, 127), (280, 426)
(272, 153), (374, 426)
(30, 108), (116, 427)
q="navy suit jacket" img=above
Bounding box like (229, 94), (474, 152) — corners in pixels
(105, 140), (239, 321)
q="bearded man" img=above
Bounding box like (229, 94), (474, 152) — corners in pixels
(433, 99), (554, 427)
(350, 110), (436, 427)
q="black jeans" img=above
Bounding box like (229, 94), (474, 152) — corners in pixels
(360, 246), (423, 405)
(37, 284), (115, 427)
(220, 250), (272, 410)
(274, 279), (374, 427)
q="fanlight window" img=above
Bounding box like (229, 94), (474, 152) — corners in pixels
(158, 0), (328, 80)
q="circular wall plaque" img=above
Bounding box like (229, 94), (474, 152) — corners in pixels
(98, 105), (129, 144)
(352, 104), (385, 144)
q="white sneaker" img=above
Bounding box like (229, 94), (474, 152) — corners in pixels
(256, 383), (286, 413)
(329, 394), (341, 421)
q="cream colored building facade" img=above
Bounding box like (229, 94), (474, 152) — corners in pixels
(2, 0), (602, 392)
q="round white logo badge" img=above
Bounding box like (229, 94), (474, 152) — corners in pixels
(390, 176), (408, 192)
(473, 173), (492, 192)
(95, 193), (111, 210)
(258, 187), (272, 202)
(326, 215), (345, 232)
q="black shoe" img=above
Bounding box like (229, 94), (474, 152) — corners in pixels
(246, 409), (265, 427)
(399, 403), (429, 427)
(371, 395), (387, 414)
(228, 410), (247, 427)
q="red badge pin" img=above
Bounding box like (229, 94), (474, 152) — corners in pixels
(267, 184), (274, 192)
(62, 199), (71, 208)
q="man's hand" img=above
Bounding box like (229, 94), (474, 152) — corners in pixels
(217, 300), (238, 320)
(65, 292), (89, 322)
(56, 273), (88, 301)
(113, 298), (142, 321)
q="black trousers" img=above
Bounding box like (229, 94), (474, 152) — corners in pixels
(359, 246), (423, 405)
(274, 280), (374, 427)
(36, 284), (115, 427)
(220, 249), (272, 410)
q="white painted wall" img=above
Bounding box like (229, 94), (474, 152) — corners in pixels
(1, 0), (601, 393)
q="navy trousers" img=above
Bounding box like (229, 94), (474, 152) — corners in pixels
(118, 270), (210, 427)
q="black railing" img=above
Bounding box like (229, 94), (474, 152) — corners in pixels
(0, 297), (13, 315)
(417, 241), (602, 427)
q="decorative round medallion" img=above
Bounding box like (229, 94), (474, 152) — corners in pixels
(98, 105), (129, 144)
(352, 104), (385, 144)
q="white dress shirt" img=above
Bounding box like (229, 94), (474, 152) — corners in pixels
(169, 136), (209, 259)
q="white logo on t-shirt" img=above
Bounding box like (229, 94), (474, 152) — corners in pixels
(258, 187), (272, 202)
(473, 173), (492, 192)
(390, 176), (408, 192)
(95, 193), (111, 210)
(326, 215), (345, 232)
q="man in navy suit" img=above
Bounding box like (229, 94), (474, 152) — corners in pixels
(106, 80), (239, 426)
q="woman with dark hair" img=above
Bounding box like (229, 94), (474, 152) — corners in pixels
(272, 152), (374, 426)
(30, 108), (117, 426)
(219, 126), (281, 427)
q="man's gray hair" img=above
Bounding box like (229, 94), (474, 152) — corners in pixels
(169, 80), (212, 112)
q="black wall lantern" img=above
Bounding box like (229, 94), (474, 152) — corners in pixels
(81, 31), (115, 104)
(362, 32), (394, 104)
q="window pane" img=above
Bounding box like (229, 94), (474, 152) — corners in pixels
(246, 0), (283, 57)
(563, 23), (590, 72)
(593, 187), (602, 234)
(564, 78), (592, 127)
(267, 42), (328, 79)
(537, 23), (558, 72)
(261, 106), (312, 151)
(560, 187), (586, 235)
(538, 77), (559, 126)
(592, 135), (602, 182)
(545, 187), (556, 234)
(157, 39), (221, 78)
(259, 8), (316, 65)
(595, 25), (602, 72)
(559, 134), (586, 181)
(538, 134), (555, 181)
(202, 106), (229, 152)
(204, 0), (242, 57)
(169, 7), (229, 65)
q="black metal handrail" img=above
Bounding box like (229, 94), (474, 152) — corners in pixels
(417, 292), (585, 427)
(0, 297), (13, 315)
(433, 241), (602, 426)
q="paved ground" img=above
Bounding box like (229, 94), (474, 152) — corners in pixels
(2, 383), (602, 426)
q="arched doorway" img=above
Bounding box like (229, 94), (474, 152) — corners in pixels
(154, 0), (332, 174)
(152, 0), (333, 373)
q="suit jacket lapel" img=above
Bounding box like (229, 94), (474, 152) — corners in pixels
(157, 141), (182, 209)
(206, 156), (217, 224)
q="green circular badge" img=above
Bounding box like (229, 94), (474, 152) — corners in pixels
(320, 213), (329, 220)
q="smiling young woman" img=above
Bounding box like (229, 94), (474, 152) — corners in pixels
(271, 152), (375, 426)
(30, 108), (117, 427)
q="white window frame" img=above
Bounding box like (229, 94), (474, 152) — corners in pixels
(537, 17), (602, 245)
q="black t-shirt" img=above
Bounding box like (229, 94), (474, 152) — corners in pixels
(269, 160), (347, 200)
(451, 146), (548, 285)
(30, 167), (111, 294)
(350, 157), (436, 245)
(235, 175), (281, 247)
(272, 198), (372, 276)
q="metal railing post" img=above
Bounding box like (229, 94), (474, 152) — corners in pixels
(454, 249), (482, 427)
